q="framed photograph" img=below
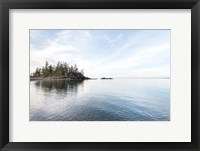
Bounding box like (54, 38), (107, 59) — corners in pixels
(0, 0), (200, 150)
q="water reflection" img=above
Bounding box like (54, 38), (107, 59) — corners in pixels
(30, 79), (170, 121)
(35, 80), (84, 93)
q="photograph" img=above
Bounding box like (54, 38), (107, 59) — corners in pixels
(30, 29), (170, 121)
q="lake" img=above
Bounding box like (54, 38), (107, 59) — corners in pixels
(30, 79), (170, 121)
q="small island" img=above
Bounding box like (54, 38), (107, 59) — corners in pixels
(101, 77), (113, 80)
(30, 61), (90, 81)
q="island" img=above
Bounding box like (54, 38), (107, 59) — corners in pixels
(30, 61), (90, 81)
(101, 77), (113, 80)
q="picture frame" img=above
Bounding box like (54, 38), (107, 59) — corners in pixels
(0, 0), (199, 150)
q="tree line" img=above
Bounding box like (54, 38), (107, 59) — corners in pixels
(31, 61), (86, 79)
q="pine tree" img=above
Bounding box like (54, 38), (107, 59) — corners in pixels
(32, 61), (87, 80)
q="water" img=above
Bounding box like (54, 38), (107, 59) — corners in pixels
(30, 79), (170, 121)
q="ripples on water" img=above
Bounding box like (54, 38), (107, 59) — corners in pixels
(30, 79), (170, 121)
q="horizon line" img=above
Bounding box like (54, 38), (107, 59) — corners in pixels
(91, 77), (170, 79)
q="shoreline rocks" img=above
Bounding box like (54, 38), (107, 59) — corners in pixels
(30, 76), (91, 81)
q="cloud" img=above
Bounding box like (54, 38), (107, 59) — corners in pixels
(30, 30), (170, 78)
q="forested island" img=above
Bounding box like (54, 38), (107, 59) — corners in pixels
(30, 61), (90, 81)
(101, 77), (113, 80)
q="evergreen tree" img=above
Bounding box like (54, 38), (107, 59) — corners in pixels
(32, 61), (86, 79)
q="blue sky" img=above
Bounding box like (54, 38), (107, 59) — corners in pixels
(30, 30), (170, 78)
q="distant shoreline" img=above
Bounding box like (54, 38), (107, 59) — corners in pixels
(113, 77), (170, 79)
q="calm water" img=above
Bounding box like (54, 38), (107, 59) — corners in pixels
(30, 79), (170, 121)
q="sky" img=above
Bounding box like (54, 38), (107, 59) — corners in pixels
(30, 29), (170, 78)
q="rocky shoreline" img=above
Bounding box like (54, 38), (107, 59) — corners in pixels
(30, 76), (91, 81)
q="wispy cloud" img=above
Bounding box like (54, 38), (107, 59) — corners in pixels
(30, 29), (170, 78)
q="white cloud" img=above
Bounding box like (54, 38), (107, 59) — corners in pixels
(30, 30), (170, 78)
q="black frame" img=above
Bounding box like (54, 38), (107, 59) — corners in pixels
(0, 0), (199, 150)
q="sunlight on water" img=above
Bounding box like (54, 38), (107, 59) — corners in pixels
(30, 79), (170, 121)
